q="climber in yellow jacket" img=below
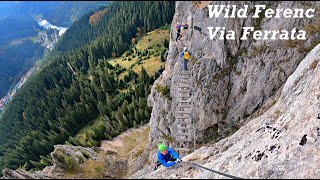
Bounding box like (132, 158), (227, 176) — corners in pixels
(179, 47), (192, 70)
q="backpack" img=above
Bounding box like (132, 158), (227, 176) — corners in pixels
(183, 51), (190, 60)
(183, 24), (188, 29)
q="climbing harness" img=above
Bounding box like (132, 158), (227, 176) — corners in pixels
(180, 161), (242, 179)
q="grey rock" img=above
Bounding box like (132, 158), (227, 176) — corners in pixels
(1, 169), (51, 179)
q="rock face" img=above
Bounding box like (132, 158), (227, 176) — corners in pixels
(1, 169), (51, 179)
(100, 124), (151, 177)
(131, 31), (320, 179)
(0, 125), (152, 179)
(1, 145), (128, 179)
(146, 0), (320, 166)
(43, 145), (100, 177)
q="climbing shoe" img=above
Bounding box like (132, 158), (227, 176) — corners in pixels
(317, 113), (320, 119)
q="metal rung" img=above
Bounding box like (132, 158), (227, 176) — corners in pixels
(179, 78), (190, 81)
(177, 124), (190, 128)
(177, 105), (191, 108)
(176, 116), (192, 120)
(176, 147), (190, 151)
(178, 92), (190, 95)
(179, 81), (190, 85)
(177, 97), (191, 101)
(180, 119), (192, 123)
(179, 75), (190, 79)
(179, 90), (190, 94)
(177, 108), (191, 112)
(179, 97), (190, 101)
(177, 118), (192, 123)
(176, 119), (191, 123)
(178, 121), (192, 125)
(179, 91), (190, 95)
(177, 126), (190, 130)
(178, 102), (191, 105)
(176, 114), (191, 118)
(178, 85), (190, 88)
(178, 94), (190, 98)
(177, 132), (190, 136)
(179, 79), (190, 83)
(179, 77), (190, 81)
(180, 71), (190, 75)
(179, 83), (190, 87)
(176, 110), (191, 114)
(178, 87), (190, 90)
(177, 129), (189, 133)
(176, 117), (192, 121)
(176, 137), (192, 142)
(177, 88), (190, 91)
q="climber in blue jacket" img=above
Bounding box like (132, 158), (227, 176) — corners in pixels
(154, 143), (181, 170)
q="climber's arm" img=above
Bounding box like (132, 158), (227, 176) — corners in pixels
(158, 153), (176, 167)
(168, 148), (179, 159)
(180, 52), (184, 58)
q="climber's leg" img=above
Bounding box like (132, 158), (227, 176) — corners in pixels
(181, 59), (185, 70)
(185, 59), (188, 70)
(183, 59), (188, 70)
(176, 32), (181, 41)
(181, 59), (184, 70)
(154, 160), (161, 171)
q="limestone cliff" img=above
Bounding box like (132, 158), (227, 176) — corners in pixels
(143, 0), (320, 173)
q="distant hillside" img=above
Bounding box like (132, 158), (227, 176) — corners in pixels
(0, 2), (108, 98)
(0, 1), (110, 27)
(0, 15), (44, 97)
(0, 15), (40, 47)
(0, 40), (44, 98)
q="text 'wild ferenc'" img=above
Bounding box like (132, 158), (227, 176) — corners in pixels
(207, 5), (315, 40)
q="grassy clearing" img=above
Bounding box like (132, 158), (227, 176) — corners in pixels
(74, 115), (105, 143)
(80, 159), (105, 179)
(132, 56), (165, 75)
(136, 29), (169, 49)
(108, 29), (169, 79)
(109, 57), (136, 69)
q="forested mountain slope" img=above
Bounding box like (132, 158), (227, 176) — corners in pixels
(0, 1), (175, 175)
(0, 15), (44, 97)
(55, 1), (173, 54)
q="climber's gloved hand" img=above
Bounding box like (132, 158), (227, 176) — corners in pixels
(175, 159), (182, 163)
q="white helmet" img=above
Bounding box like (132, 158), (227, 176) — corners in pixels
(183, 47), (187, 51)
